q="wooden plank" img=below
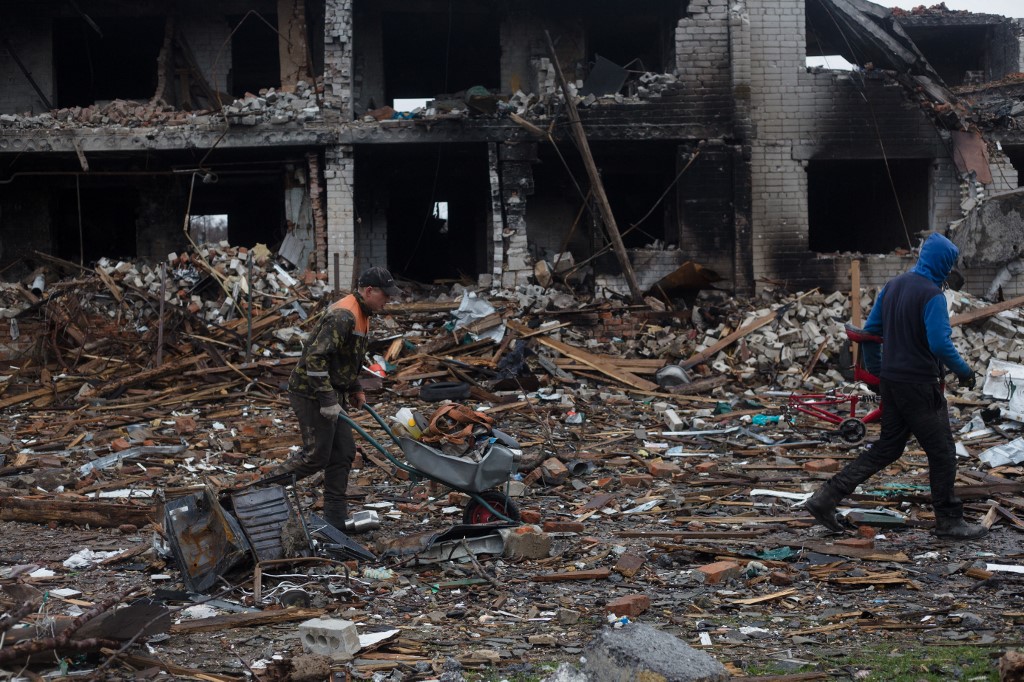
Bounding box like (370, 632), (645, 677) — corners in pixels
(532, 567), (611, 582)
(169, 607), (324, 634)
(0, 497), (157, 528)
(727, 588), (797, 604)
(681, 309), (779, 369)
(507, 320), (657, 391)
(100, 649), (241, 682)
(950, 293), (1024, 327)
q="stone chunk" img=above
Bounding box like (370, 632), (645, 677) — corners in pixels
(579, 622), (729, 682)
(297, 618), (359, 661)
(500, 525), (552, 559)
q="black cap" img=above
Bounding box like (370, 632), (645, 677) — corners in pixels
(357, 266), (401, 296)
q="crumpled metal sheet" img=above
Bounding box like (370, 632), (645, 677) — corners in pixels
(164, 487), (251, 593)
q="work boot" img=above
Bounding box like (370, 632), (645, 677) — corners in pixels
(322, 500), (347, 531)
(805, 486), (847, 532)
(934, 516), (988, 540)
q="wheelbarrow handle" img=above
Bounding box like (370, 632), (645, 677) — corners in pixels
(333, 405), (422, 479)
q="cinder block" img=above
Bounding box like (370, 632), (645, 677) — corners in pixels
(500, 526), (552, 559)
(298, 618), (360, 660)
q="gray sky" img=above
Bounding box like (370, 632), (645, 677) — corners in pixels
(913, 1), (1021, 19)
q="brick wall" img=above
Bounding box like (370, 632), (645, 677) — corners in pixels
(324, 144), (356, 289)
(323, 0), (352, 118)
(743, 0), (971, 294)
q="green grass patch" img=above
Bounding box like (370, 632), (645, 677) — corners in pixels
(844, 643), (997, 681)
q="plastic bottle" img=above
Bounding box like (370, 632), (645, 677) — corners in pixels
(395, 407), (423, 439)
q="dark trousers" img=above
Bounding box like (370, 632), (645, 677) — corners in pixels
(823, 379), (962, 518)
(277, 392), (355, 517)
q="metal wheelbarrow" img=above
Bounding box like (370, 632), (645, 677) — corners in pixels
(339, 405), (523, 524)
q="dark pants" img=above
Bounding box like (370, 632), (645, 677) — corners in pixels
(823, 379), (962, 518)
(276, 392), (355, 522)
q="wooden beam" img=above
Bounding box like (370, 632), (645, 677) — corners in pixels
(507, 320), (657, 391)
(544, 31), (643, 303)
(950, 293), (1024, 327)
(169, 606), (323, 634)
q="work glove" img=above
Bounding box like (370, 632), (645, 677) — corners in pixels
(319, 402), (344, 420)
(348, 391), (367, 410)
(958, 372), (977, 391)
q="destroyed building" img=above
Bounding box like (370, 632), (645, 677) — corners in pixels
(1, 0), (1023, 298)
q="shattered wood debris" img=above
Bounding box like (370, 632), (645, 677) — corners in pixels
(3, 251), (1024, 679)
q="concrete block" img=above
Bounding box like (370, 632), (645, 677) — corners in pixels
(647, 458), (682, 479)
(298, 618), (359, 661)
(500, 525), (552, 559)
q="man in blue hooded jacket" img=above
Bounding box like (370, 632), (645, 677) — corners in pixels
(806, 233), (986, 540)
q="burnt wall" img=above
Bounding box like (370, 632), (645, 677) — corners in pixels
(0, 185), (54, 277)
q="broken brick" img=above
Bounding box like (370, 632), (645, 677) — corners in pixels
(174, 417), (197, 434)
(613, 553), (647, 578)
(606, 594), (651, 618)
(646, 458), (681, 479)
(803, 458), (841, 473)
(110, 437), (132, 452)
(697, 560), (741, 585)
(620, 474), (654, 487)
(694, 461), (718, 474)
(539, 457), (570, 484)
(519, 509), (542, 524)
(836, 537), (875, 550)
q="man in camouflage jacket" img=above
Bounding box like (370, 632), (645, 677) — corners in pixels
(275, 266), (400, 529)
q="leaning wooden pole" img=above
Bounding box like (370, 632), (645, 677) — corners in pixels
(544, 31), (644, 303)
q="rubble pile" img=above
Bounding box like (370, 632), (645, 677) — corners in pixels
(4, 252), (1024, 680)
(0, 80), (324, 130)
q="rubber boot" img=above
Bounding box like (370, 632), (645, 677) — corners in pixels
(934, 516), (987, 540)
(323, 500), (348, 531)
(805, 485), (846, 532)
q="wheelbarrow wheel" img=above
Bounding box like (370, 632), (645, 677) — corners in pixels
(463, 491), (520, 525)
(838, 417), (867, 444)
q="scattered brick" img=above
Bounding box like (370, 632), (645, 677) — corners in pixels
(647, 458), (681, 479)
(519, 509), (542, 523)
(607, 594), (651, 618)
(694, 461), (718, 474)
(110, 437), (132, 452)
(803, 458), (841, 473)
(620, 474), (654, 487)
(836, 537), (875, 550)
(697, 560), (741, 585)
(613, 553), (647, 578)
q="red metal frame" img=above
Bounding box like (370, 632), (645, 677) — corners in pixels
(785, 390), (881, 426)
